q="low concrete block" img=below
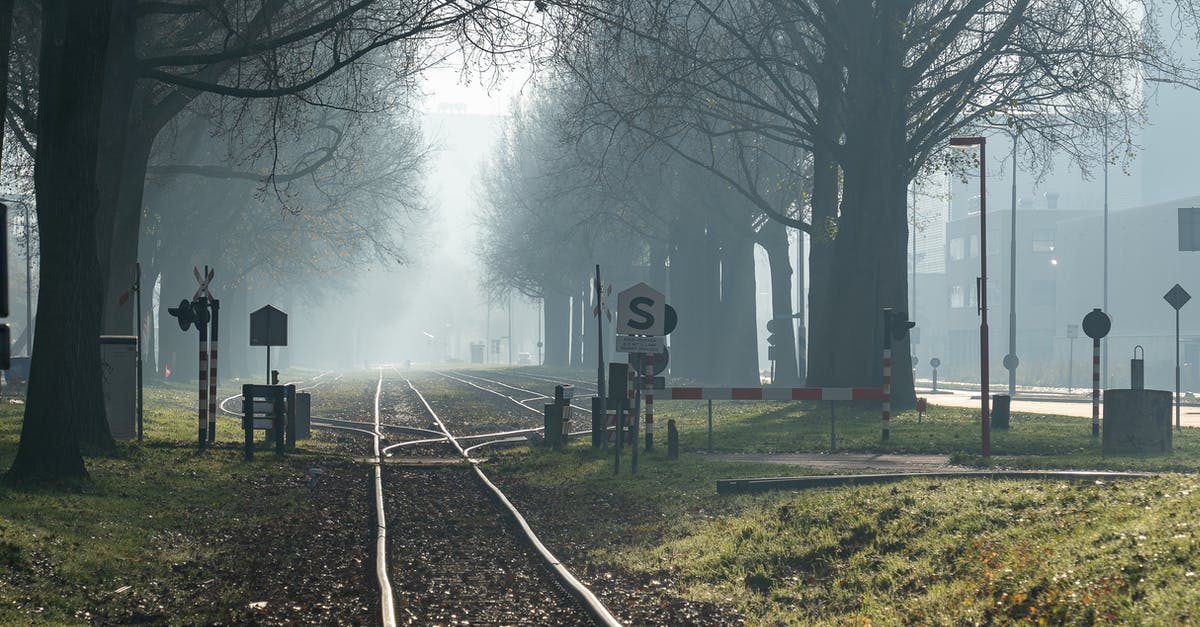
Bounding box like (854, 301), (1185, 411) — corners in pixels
(1103, 389), (1172, 454)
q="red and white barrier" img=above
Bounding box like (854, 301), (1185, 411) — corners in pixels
(657, 387), (883, 401)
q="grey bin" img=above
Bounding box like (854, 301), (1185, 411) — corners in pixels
(100, 335), (137, 440)
(295, 392), (311, 440)
(991, 394), (1011, 430)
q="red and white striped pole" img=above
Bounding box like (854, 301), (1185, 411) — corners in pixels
(882, 346), (891, 442)
(197, 298), (209, 450)
(1092, 337), (1101, 437)
(207, 299), (219, 444)
(644, 353), (654, 450)
(627, 354), (636, 445)
(882, 308), (893, 442)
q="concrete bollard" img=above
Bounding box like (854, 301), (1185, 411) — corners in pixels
(1103, 389), (1172, 454)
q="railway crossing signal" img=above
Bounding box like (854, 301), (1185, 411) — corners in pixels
(888, 310), (916, 341)
(765, 319), (781, 361)
(168, 299), (196, 331)
(167, 266), (221, 449)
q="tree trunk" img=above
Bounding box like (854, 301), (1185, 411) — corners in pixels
(95, 1), (139, 338)
(805, 55), (842, 389)
(760, 220), (799, 386)
(714, 228), (759, 385)
(794, 228), (807, 385)
(809, 3), (915, 409)
(543, 290), (569, 367)
(0, 0), (14, 171)
(7, 0), (115, 483)
(668, 211), (717, 381)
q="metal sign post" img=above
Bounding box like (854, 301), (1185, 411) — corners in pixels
(1164, 284), (1191, 431)
(193, 266), (217, 444)
(1082, 308), (1112, 438)
(594, 264), (607, 455)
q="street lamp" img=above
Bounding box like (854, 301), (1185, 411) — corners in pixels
(950, 135), (990, 457)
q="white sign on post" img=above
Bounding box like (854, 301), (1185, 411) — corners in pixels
(615, 334), (665, 353)
(616, 282), (666, 336)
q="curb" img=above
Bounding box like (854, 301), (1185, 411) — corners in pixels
(716, 470), (1158, 494)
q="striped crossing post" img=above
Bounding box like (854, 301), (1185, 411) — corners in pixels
(197, 298), (209, 450)
(644, 353), (654, 451)
(882, 308), (893, 442)
(1080, 308), (1111, 439)
(882, 347), (892, 442)
(1092, 338), (1101, 437)
(628, 352), (638, 472)
(207, 299), (219, 444)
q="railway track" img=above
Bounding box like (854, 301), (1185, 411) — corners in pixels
(311, 369), (619, 626)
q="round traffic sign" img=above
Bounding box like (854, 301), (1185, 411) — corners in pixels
(1003, 353), (1019, 370)
(930, 357), (941, 369)
(1082, 308), (1111, 340)
(633, 347), (669, 377)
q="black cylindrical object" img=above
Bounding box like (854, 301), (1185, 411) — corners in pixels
(591, 396), (604, 448)
(991, 394), (1011, 430)
(1131, 346), (1145, 390)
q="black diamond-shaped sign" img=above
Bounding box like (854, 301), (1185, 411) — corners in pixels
(1165, 284), (1192, 311)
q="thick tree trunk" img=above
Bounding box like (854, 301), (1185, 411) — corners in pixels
(760, 221), (799, 386)
(805, 56), (842, 389)
(794, 229), (807, 385)
(100, 135), (152, 336)
(714, 229), (759, 385)
(809, 3), (915, 409)
(7, 0), (114, 483)
(668, 212), (717, 381)
(95, 1), (139, 338)
(543, 290), (569, 367)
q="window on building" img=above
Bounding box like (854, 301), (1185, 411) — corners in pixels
(1032, 229), (1055, 253)
(950, 285), (964, 308)
(949, 237), (965, 260)
(969, 234), (979, 258)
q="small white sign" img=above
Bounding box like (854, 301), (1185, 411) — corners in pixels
(615, 334), (665, 353)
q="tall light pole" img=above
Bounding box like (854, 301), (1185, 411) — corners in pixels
(1102, 126), (1109, 388)
(1007, 132), (1018, 398)
(951, 136), (990, 456)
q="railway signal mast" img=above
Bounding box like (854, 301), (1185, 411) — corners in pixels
(167, 266), (219, 449)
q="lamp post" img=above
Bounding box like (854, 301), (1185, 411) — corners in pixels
(951, 135), (990, 457)
(1006, 132), (1018, 397)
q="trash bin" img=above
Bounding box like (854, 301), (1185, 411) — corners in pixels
(295, 392), (311, 440)
(100, 335), (137, 440)
(991, 394), (1011, 430)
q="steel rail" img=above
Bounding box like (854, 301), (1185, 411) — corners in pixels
(439, 370), (595, 417)
(371, 371), (397, 627)
(217, 370), (339, 417)
(311, 416), (444, 438)
(404, 376), (621, 627)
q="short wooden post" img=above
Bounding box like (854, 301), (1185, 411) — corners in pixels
(285, 384), (297, 450)
(667, 419), (678, 459)
(273, 387), (285, 455)
(242, 384), (254, 461)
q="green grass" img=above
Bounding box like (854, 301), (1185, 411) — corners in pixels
(493, 439), (1200, 625)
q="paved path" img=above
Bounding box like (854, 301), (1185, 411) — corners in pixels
(920, 388), (1200, 428)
